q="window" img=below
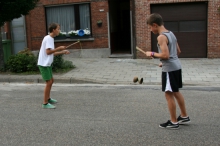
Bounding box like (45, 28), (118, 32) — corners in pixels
(164, 21), (206, 32)
(179, 21), (206, 32)
(46, 3), (91, 38)
(164, 22), (178, 32)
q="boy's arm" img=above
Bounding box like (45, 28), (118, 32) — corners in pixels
(46, 46), (66, 55)
(54, 50), (70, 56)
(177, 43), (181, 56)
(146, 35), (169, 60)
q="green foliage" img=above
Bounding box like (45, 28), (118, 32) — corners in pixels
(5, 49), (38, 73)
(3, 48), (74, 73)
(62, 60), (74, 69)
(18, 48), (34, 55)
(52, 55), (74, 72)
(0, 0), (39, 26)
(52, 55), (64, 71)
(5, 53), (38, 73)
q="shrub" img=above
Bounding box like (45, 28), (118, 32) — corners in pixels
(4, 48), (74, 73)
(52, 54), (64, 71)
(52, 55), (74, 72)
(5, 53), (38, 73)
(62, 60), (74, 69)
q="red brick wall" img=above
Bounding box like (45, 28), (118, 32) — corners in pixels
(5, 0), (219, 58)
(3, 22), (11, 39)
(135, 0), (220, 58)
(26, 0), (109, 51)
(90, 1), (109, 48)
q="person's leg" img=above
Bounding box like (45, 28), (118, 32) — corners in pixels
(160, 72), (179, 129)
(48, 77), (54, 100)
(43, 78), (53, 104)
(165, 91), (177, 123)
(173, 92), (187, 117)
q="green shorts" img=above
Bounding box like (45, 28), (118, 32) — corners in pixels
(38, 66), (53, 81)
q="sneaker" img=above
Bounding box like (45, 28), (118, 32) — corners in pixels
(42, 103), (56, 109)
(177, 115), (190, 124)
(159, 120), (179, 129)
(48, 98), (57, 104)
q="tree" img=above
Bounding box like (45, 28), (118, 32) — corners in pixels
(0, 0), (39, 68)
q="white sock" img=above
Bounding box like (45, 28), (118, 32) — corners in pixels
(171, 121), (178, 124)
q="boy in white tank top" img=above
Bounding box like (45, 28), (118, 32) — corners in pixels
(145, 13), (190, 129)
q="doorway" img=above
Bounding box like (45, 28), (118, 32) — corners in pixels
(109, 0), (132, 56)
(11, 15), (27, 54)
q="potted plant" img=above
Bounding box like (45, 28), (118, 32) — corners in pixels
(83, 28), (91, 36)
(97, 20), (102, 27)
(68, 29), (91, 38)
(68, 30), (78, 37)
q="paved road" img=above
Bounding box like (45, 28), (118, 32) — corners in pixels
(0, 83), (220, 146)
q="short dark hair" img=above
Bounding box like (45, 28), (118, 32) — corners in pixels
(48, 23), (59, 33)
(146, 13), (164, 26)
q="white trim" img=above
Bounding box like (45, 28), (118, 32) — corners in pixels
(165, 72), (173, 92)
(107, 12), (111, 50)
(130, 11), (133, 56)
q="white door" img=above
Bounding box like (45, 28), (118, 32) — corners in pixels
(11, 16), (27, 54)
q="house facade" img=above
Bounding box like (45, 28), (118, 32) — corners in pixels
(2, 0), (220, 58)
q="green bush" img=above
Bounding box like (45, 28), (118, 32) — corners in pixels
(62, 60), (74, 69)
(4, 49), (74, 73)
(52, 54), (74, 72)
(5, 53), (38, 73)
(52, 54), (64, 71)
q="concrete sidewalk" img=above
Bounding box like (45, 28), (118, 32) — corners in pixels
(0, 57), (220, 86)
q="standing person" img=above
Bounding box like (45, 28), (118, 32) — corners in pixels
(38, 23), (70, 109)
(146, 13), (190, 129)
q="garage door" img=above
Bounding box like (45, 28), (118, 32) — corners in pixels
(151, 2), (207, 58)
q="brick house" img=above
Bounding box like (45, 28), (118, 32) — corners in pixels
(2, 0), (220, 58)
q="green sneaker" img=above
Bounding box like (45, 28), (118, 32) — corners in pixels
(48, 98), (57, 104)
(42, 103), (56, 109)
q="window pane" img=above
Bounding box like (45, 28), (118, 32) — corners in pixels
(164, 21), (178, 32)
(46, 5), (75, 34)
(79, 4), (91, 30)
(179, 21), (206, 32)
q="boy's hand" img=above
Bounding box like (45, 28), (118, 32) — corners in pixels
(146, 51), (152, 57)
(159, 63), (162, 67)
(59, 46), (66, 50)
(62, 50), (70, 54)
(146, 51), (154, 59)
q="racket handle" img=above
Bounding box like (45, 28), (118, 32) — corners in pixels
(66, 41), (80, 49)
(136, 46), (146, 54)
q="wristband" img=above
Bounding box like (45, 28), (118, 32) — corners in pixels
(151, 52), (155, 57)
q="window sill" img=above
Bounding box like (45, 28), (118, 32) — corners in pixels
(54, 37), (94, 42)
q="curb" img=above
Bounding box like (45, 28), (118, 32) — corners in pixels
(0, 76), (218, 86)
(0, 77), (102, 84)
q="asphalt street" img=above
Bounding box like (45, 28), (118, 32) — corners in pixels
(0, 83), (220, 146)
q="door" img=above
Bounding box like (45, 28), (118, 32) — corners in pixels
(151, 2), (207, 58)
(11, 15), (27, 54)
(109, 0), (132, 55)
